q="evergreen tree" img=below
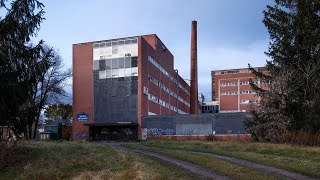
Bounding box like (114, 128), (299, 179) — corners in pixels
(0, 0), (71, 139)
(0, 0), (45, 139)
(246, 0), (320, 142)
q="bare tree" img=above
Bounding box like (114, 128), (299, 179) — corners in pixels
(30, 46), (71, 138)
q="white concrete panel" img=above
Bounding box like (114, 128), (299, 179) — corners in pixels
(93, 48), (103, 60)
(118, 45), (129, 55)
(105, 47), (112, 56)
(93, 40), (138, 60)
(131, 44), (138, 56)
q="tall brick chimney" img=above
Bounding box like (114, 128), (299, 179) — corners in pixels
(190, 20), (198, 114)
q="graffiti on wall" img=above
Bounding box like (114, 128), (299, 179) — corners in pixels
(180, 129), (208, 135)
(147, 128), (174, 136)
(74, 131), (88, 140)
(122, 128), (133, 136)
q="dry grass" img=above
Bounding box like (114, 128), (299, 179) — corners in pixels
(0, 140), (198, 180)
(284, 131), (320, 146)
(73, 162), (145, 180)
(0, 141), (21, 170)
(125, 144), (280, 180)
(139, 140), (320, 178)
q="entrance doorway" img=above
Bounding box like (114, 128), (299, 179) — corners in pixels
(89, 126), (138, 141)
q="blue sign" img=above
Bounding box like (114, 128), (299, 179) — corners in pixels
(77, 113), (89, 121)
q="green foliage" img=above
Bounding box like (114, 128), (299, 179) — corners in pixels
(0, 0), (45, 139)
(0, 1), (71, 139)
(246, 0), (320, 142)
(44, 104), (72, 122)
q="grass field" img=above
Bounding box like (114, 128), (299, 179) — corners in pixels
(0, 141), (198, 180)
(2, 140), (319, 179)
(130, 140), (320, 178)
(125, 144), (280, 180)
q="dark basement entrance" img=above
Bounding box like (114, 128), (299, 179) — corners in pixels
(85, 123), (138, 141)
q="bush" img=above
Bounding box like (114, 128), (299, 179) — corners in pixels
(284, 131), (320, 146)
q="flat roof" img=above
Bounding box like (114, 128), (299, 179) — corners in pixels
(84, 122), (138, 127)
(73, 34), (157, 45)
(212, 66), (266, 72)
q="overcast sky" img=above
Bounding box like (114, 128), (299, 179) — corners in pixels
(33, 0), (272, 101)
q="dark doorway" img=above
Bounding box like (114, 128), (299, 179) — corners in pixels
(89, 126), (138, 141)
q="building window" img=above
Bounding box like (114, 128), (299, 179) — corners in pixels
(131, 57), (138, 67)
(147, 56), (190, 96)
(106, 70), (112, 78)
(93, 61), (99, 70)
(99, 60), (106, 70)
(240, 82), (250, 86)
(240, 100), (258, 104)
(125, 57), (131, 68)
(240, 90), (256, 94)
(125, 40), (131, 44)
(221, 82), (237, 86)
(221, 91), (238, 96)
(93, 43), (100, 48)
(106, 59), (112, 70)
(118, 41), (124, 45)
(99, 43), (105, 48)
(118, 58), (125, 68)
(112, 59), (118, 69)
(131, 39), (137, 44)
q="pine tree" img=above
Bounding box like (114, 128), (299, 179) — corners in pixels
(0, 0), (45, 139)
(246, 0), (320, 142)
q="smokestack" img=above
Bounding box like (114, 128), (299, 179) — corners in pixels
(190, 20), (198, 114)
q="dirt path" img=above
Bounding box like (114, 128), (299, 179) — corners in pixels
(193, 151), (315, 180)
(105, 142), (230, 180)
(100, 142), (316, 180)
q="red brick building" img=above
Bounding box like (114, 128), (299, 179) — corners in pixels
(73, 34), (190, 141)
(0, 126), (11, 141)
(211, 67), (268, 112)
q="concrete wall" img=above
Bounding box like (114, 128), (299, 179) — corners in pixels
(142, 113), (246, 138)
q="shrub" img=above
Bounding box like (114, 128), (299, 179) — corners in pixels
(284, 131), (320, 146)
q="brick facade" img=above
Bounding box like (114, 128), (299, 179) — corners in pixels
(72, 43), (94, 140)
(73, 34), (190, 140)
(212, 67), (268, 112)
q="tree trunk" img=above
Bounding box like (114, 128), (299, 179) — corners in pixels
(33, 116), (39, 139)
